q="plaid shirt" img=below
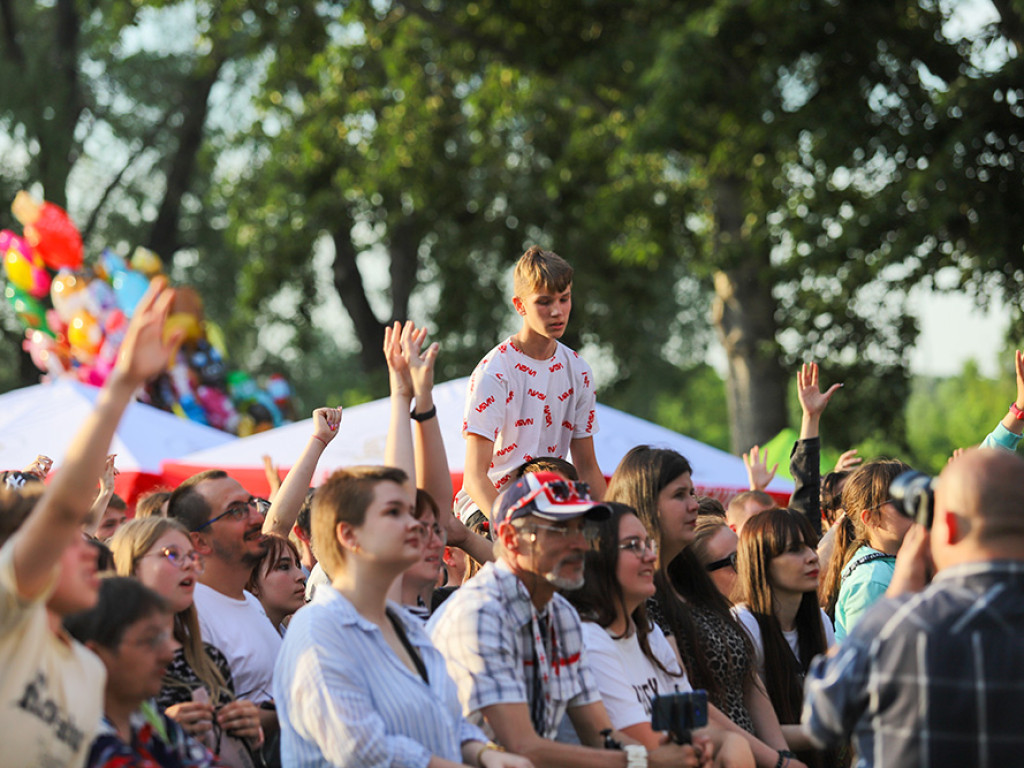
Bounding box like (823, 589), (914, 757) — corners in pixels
(427, 559), (601, 740)
(803, 560), (1024, 767)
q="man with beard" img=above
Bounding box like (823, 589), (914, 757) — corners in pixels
(429, 472), (705, 768)
(168, 471), (281, 724)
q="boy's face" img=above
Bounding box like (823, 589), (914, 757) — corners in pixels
(513, 284), (572, 341)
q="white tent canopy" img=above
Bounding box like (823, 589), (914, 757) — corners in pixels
(0, 379), (235, 474)
(169, 377), (792, 500)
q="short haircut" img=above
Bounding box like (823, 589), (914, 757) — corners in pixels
(168, 470), (228, 531)
(0, 485), (44, 547)
(107, 493), (127, 512)
(312, 466), (408, 580)
(64, 576), (169, 650)
(513, 245), (573, 297)
(726, 490), (775, 518)
(514, 456), (579, 481)
(697, 496), (727, 518)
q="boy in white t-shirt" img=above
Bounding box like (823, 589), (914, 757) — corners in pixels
(460, 246), (606, 523)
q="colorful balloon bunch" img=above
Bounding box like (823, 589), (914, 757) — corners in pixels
(2, 191), (294, 436)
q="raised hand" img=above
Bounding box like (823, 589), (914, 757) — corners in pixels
(744, 444), (778, 491)
(833, 448), (862, 473)
(797, 362), (842, 418)
(21, 454), (53, 480)
(99, 454), (119, 493)
(384, 321), (414, 400)
(115, 277), (184, 386)
(312, 406), (343, 446)
(403, 322), (440, 403)
(1014, 349), (1024, 410)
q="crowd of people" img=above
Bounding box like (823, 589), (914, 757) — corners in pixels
(3, 248), (1024, 768)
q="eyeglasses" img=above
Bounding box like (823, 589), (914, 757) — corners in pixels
(122, 629), (174, 652)
(505, 480), (592, 517)
(705, 551), (737, 572)
(193, 496), (267, 532)
(141, 545), (204, 573)
(619, 536), (658, 557)
(517, 519), (597, 542)
(413, 520), (448, 544)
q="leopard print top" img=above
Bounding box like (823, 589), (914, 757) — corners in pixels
(649, 596), (756, 733)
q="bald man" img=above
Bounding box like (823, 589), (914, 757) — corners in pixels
(801, 448), (1024, 767)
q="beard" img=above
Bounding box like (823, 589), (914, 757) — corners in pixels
(544, 557), (585, 590)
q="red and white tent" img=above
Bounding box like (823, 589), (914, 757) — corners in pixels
(0, 379), (236, 502)
(162, 377), (793, 503)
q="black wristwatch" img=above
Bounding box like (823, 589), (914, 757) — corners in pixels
(410, 405), (437, 422)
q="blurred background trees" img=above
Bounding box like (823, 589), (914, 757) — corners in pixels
(1, 0), (1022, 472)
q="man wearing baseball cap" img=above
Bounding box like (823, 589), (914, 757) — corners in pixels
(428, 472), (704, 768)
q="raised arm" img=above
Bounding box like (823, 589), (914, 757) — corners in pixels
(791, 362), (841, 537)
(384, 321), (416, 479)
(743, 445), (778, 492)
(14, 278), (182, 599)
(263, 407), (343, 537)
(797, 362), (841, 441)
(82, 454), (118, 536)
(982, 349), (1024, 450)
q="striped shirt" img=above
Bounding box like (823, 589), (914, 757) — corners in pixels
(803, 560), (1024, 767)
(273, 586), (486, 768)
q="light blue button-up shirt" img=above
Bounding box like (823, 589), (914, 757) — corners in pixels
(274, 585), (486, 767)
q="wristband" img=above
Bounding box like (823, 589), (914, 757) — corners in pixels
(312, 435), (329, 447)
(1011, 403), (1024, 421)
(624, 745), (648, 768)
(477, 742), (505, 766)
(410, 404), (437, 422)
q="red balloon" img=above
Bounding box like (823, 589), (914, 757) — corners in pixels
(27, 202), (84, 270)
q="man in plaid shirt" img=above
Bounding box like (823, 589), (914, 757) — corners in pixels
(428, 472), (707, 768)
(803, 448), (1024, 767)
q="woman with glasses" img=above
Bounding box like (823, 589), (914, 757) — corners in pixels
(111, 517), (262, 767)
(817, 459), (911, 640)
(564, 502), (753, 766)
(399, 490), (449, 621)
(65, 576), (218, 768)
(607, 446), (804, 768)
(692, 516), (741, 603)
(733, 509), (834, 766)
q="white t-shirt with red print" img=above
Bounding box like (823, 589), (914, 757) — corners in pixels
(462, 337), (598, 494)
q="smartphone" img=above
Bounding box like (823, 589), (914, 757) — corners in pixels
(651, 689), (709, 745)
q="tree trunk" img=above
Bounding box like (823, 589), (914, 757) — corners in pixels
(146, 58), (224, 255)
(331, 224), (386, 373)
(710, 176), (788, 454)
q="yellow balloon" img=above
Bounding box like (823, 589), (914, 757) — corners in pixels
(3, 248), (36, 294)
(67, 310), (103, 358)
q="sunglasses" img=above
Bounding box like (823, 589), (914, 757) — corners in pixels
(705, 551), (737, 572)
(193, 496), (268, 532)
(505, 479), (591, 517)
(619, 536), (659, 557)
(141, 545), (205, 573)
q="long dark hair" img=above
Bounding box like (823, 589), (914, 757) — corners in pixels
(737, 508), (827, 724)
(563, 503), (682, 679)
(819, 459), (910, 618)
(607, 445), (753, 705)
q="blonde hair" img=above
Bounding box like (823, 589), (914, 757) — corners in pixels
(111, 517), (232, 704)
(513, 245), (573, 297)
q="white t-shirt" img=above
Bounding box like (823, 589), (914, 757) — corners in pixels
(193, 583), (283, 703)
(732, 604), (836, 683)
(581, 620), (691, 731)
(0, 537), (105, 768)
(463, 337), (598, 494)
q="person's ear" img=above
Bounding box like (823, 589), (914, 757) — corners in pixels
(942, 511), (970, 545)
(512, 296), (526, 316)
(292, 524), (310, 545)
(190, 531), (213, 556)
(336, 521), (359, 552)
(497, 521), (521, 554)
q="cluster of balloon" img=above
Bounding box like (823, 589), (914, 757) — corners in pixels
(2, 191), (296, 436)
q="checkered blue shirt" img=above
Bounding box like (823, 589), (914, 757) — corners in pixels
(803, 560), (1024, 767)
(427, 559), (601, 740)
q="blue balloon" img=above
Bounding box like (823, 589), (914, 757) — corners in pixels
(112, 270), (150, 317)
